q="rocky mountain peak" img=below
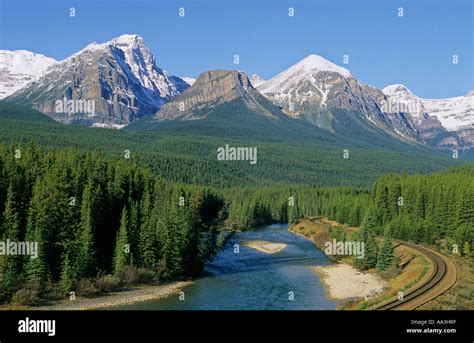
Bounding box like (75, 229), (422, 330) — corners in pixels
(5, 34), (188, 127)
(192, 69), (252, 92)
(111, 34), (144, 46)
(155, 69), (280, 121)
(258, 54), (396, 135)
(293, 54), (352, 77)
(382, 84), (413, 96)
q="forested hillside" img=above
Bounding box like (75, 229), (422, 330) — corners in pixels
(0, 143), (226, 303)
(0, 101), (467, 188)
(224, 166), (474, 257)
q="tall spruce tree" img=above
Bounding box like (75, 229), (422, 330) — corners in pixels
(138, 190), (158, 269)
(0, 184), (22, 300)
(358, 212), (378, 269)
(59, 253), (74, 293)
(113, 208), (130, 273)
(24, 178), (47, 291)
(376, 225), (395, 272)
(288, 200), (300, 225)
(75, 180), (96, 278)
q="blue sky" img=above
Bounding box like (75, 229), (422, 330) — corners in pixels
(0, 0), (472, 98)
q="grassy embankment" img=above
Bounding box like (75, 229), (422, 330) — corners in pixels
(419, 256), (473, 310)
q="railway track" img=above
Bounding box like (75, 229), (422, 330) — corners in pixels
(304, 218), (458, 310)
(374, 241), (455, 310)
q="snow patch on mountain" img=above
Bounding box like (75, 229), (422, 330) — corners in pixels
(250, 74), (266, 87)
(182, 77), (196, 86)
(383, 84), (474, 132)
(422, 95), (474, 131)
(0, 50), (57, 99)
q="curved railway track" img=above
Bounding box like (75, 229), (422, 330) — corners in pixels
(374, 241), (456, 310)
(302, 219), (458, 310)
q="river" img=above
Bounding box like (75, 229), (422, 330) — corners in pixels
(120, 223), (337, 310)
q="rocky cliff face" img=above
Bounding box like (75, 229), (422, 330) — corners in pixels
(155, 70), (280, 121)
(6, 34), (188, 127)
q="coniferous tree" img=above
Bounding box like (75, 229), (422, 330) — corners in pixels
(24, 178), (47, 291)
(0, 184), (22, 300)
(128, 200), (140, 266)
(59, 253), (74, 293)
(75, 180), (96, 278)
(113, 208), (130, 273)
(138, 190), (158, 269)
(288, 200), (300, 225)
(377, 225), (395, 272)
(358, 213), (378, 270)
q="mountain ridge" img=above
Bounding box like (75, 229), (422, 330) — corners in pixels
(2, 35), (472, 151)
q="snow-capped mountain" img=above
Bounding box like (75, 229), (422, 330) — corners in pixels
(259, 54), (351, 96)
(382, 84), (474, 148)
(422, 92), (474, 132)
(4, 39), (472, 150)
(258, 54), (381, 119)
(5, 34), (188, 126)
(250, 74), (266, 88)
(0, 50), (57, 99)
(382, 84), (428, 126)
(257, 54), (416, 140)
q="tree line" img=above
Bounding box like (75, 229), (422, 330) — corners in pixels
(224, 166), (474, 258)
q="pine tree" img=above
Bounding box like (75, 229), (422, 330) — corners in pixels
(288, 200), (300, 225)
(113, 207), (130, 273)
(128, 201), (140, 266)
(377, 225), (395, 272)
(24, 178), (47, 291)
(75, 180), (96, 278)
(59, 253), (74, 293)
(138, 190), (158, 269)
(358, 212), (378, 269)
(0, 183), (22, 300)
(40, 163), (74, 280)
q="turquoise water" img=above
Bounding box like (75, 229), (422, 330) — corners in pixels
(119, 224), (337, 310)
